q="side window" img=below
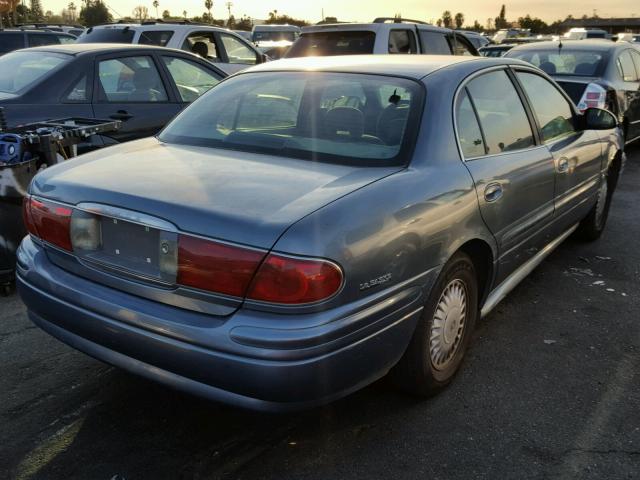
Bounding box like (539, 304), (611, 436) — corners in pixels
(449, 35), (474, 56)
(139, 31), (174, 47)
(182, 32), (220, 61)
(466, 70), (535, 154)
(455, 89), (486, 158)
(219, 33), (258, 64)
(65, 76), (88, 102)
(631, 50), (640, 80)
(419, 30), (451, 55)
(161, 56), (221, 102)
(516, 72), (575, 143)
(56, 35), (76, 44)
(388, 30), (418, 54)
(618, 51), (638, 82)
(27, 34), (60, 47)
(0, 33), (25, 54)
(98, 56), (168, 103)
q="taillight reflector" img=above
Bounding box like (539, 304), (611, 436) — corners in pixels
(23, 196), (73, 251)
(177, 235), (264, 297)
(247, 254), (343, 304)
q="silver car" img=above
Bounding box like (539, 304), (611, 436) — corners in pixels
(17, 55), (623, 411)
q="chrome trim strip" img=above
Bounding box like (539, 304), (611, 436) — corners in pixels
(481, 224), (578, 318)
(75, 202), (178, 232)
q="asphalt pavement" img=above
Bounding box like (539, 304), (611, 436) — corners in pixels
(1, 146), (639, 480)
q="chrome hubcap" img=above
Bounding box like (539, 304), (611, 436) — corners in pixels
(429, 279), (467, 370)
(595, 177), (608, 227)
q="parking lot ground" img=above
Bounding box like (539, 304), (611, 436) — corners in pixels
(1, 146), (639, 480)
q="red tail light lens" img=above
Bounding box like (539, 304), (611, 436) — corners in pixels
(23, 196), (73, 251)
(177, 235), (265, 297)
(247, 254), (343, 304)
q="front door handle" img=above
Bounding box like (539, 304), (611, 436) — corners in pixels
(484, 183), (503, 203)
(557, 157), (570, 173)
(109, 110), (133, 121)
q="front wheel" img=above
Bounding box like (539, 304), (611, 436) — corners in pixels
(391, 252), (478, 396)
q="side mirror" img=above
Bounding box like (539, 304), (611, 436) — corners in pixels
(258, 53), (268, 64)
(583, 108), (618, 130)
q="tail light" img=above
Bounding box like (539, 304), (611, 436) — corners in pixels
(177, 235), (343, 304)
(177, 235), (265, 298)
(23, 196), (73, 251)
(247, 254), (343, 304)
(577, 83), (607, 111)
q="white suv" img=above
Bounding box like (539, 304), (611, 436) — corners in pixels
(286, 18), (478, 58)
(77, 22), (264, 74)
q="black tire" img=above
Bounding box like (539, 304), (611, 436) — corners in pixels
(577, 160), (619, 241)
(391, 252), (478, 396)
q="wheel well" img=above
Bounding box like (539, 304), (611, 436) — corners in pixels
(458, 239), (494, 307)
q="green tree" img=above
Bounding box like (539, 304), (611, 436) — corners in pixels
(235, 15), (252, 30)
(265, 10), (308, 27)
(454, 12), (464, 29)
(226, 14), (235, 29)
(162, 9), (170, 18)
(441, 11), (452, 28)
(436, 18), (443, 27)
(67, 2), (77, 21)
(518, 14), (548, 33)
(79, 0), (111, 26)
(495, 4), (508, 29)
(132, 5), (148, 21)
(29, 0), (43, 21)
(182, 9), (186, 19)
(204, 0), (212, 23)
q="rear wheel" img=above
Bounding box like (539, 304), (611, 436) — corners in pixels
(392, 252), (478, 396)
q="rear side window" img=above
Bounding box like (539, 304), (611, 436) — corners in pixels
(388, 30), (417, 54)
(0, 51), (70, 93)
(617, 50), (638, 82)
(139, 31), (174, 47)
(27, 33), (60, 47)
(466, 70), (534, 155)
(516, 72), (575, 143)
(0, 33), (24, 54)
(182, 32), (220, 61)
(455, 89), (486, 158)
(631, 50), (640, 79)
(57, 34), (76, 44)
(286, 31), (376, 58)
(449, 35), (475, 56)
(508, 50), (605, 76)
(162, 56), (221, 102)
(98, 56), (168, 103)
(419, 31), (451, 54)
(77, 28), (135, 43)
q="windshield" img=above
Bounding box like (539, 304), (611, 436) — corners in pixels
(160, 72), (423, 166)
(286, 31), (376, 57)
(77, 28), (135, 43)
(0, 51), (70, 93)
(507, 49), (607, 76)
(253, 31), (297, 43)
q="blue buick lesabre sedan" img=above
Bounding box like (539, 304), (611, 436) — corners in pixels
(17, 56), (624, 411)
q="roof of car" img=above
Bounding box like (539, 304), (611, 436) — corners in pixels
(19, 43), (194, 56)
(0, 29), (75, 35)
(509, 39), (625, 52)
(301, 22), (452, 35)
(244, 55), (515, 79)
(87, 23), (228, 32)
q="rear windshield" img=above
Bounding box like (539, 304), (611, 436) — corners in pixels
(508, 49), (607, 76)
(253, 31), (297, 43)
(77, 28), (135, 43)
(160, 72), (423, 166)
(0, 51), (70, 93)
(286, 31), (376, 58)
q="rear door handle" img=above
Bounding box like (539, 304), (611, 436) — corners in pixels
(557, 157), (570, 173)
(109, 110), (133, 121)
(484, 183), (503, 203)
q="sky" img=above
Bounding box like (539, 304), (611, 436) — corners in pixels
(44, 0), (638, 25)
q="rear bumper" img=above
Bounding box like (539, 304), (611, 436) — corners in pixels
(17, 237), (432, 412)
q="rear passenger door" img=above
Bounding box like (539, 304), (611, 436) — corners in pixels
(92, 53), (181, 143)
(513, 69), (603, 230)
(455, 68), (556, 284)
(418, 30), (452, 55)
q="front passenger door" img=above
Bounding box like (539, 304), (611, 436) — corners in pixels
(92, 54), (181, 143)
(514, 70), (603, 231)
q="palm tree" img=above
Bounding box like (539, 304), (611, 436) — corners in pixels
(152, 0), (159, 18)
(204, 0), (212, 24)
